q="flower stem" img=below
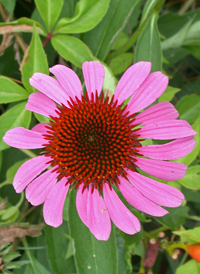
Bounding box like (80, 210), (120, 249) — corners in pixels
(20, 149), (37, 158)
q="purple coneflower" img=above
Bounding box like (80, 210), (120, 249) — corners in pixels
(3, 61), (196, 240)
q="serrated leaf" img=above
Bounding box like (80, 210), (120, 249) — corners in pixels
(21, 25), (49, 93)
(0, 102), (31, 151)
(84, 0), (140, 61)
(0, 77), (29, 104)
(158, 86), (180, 102)
(176, 94), (200, 124)
(51, 34), (94, 68)
(135, 12), (162, 72)
(174, 227), (200, 244)
(35, 0), (63, 31)
(109, 53), (134, 75)
(54, 0), (110, 34)
(45, 222), (76, 274)
(68, 190), (118, 274)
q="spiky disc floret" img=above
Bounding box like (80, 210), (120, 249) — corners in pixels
(43, 92), (141, 192)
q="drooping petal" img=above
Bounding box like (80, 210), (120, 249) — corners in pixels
(31, 123), (48, 135)
(26, 92), (59, 118)
(134, 102), (179, 126)
(3, 127), (46, 149)
(43, 178), (69, 227)
(127, 170), (184, 207)
(138, 136), (196, 160)
(118, 176), (168, 217)
(127, 72), (168, 114)
(87, 186), (111, 241)
(138, 120), (197, 140)
(82, 61), (105, 99)
(76, 184), (89, 227)
(114, 61), (151, 105)
(49, 65), (83, 100)
(136, 157), (187, 181)
(29, 73), (69, 105)
(13, 155), (51, 193)
(103, 184), (140, 235)
(25, 169), (57, 206)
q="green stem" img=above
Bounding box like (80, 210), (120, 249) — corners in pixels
(0, 180), (12, 188)
(178, 0), (195, 15)
(20, 149), (37, 158)
(16, 192), (24, 209)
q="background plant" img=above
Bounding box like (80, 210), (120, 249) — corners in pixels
(0, 0), (200, 273)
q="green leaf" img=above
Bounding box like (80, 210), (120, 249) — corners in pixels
(111, 32), (129, 50)
(0, 102), (31, 151)
(3, 252), (21, 262)
(184, 45), (200, 60)
(25, 256), (51, 274)
(140, 0), (165, 26)
(119, 227), (143, 246)
(174, 227), (200, 244)
(51, 34), (94, 68)
(161, 16), (195, 50)
(21, 25), (49, 93)
(0, 0), (16, 14)
(68, 190), (118, 274)
(176, 117), (200, 166)
(6, 159), (28, 183)
(176, 94), (200, 124)
(102, 63), (117, 94)
(155, 206), (189, 230)
(1, 206), (19, 221)
(45, 222), (77, 274)
(134, 12), (162, 72)
(176, 259), (200, 274)
(0, 77), (29, 104)
(109, 53), (134, 75)
(54, 0), (110, 34)
(35, 0), (63, 31)
(158, 86), (180, 102)
(178, 165), (200, 190)
(84, 0), (140, 61)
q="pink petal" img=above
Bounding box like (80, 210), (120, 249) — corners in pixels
(138, 120), (197, 140)
(49, 65), (83, 100)
(127, 72), (168, 114)
(127, 170), (184, 207)
(103, 184), (140, 235)
(31, 123), (48, 135)
(43, 178), (69, 227)
(114, 61), (151, 105)
(134, 102), (179, 126)
(29, 73), (69, 105)
(87, 186), (111, 241)
(136, 157), (187, 181)
(118, 176), (168, 217)
(138, 136), (196, 160)
(82, 61), (105, 99)
(26, 92), (59, 118)
(76, 184), (89, 227)
(25, 169), (57, 206)
(3, 127), (45, 149)
(13, 155), (51, 193)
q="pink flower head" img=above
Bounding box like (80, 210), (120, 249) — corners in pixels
(3, 61), (196, 241)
